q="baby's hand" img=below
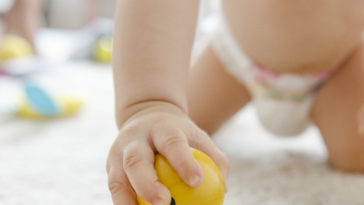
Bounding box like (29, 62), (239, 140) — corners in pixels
(106, 102), (229, 205)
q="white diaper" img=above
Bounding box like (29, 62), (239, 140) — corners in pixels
(209, 1), (333, 136)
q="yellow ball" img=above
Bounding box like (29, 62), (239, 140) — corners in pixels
(137, 148), (225, 205)
(93, 36), (112, 63)
(0, 35), (32, 62)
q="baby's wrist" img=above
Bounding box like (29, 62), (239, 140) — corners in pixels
(116, 100), (187, 128)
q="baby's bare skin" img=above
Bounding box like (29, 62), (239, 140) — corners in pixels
(224, 0), (364, 73)
(109, 0), (364, 204)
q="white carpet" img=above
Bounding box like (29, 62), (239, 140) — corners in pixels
(1, 64), (364, 205)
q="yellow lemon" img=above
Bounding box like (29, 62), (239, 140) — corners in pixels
(137, 148), (225, 205)
(0, 35), (32, 62)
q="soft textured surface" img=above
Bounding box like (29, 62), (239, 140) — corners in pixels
(1, 64), (364, 205)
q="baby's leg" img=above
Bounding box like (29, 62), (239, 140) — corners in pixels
(188, 44), (251, 135)
(312, 43), (364, 172)
(4, 0), (43, 44)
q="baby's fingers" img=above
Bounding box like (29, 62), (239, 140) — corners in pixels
(123, 141), (171, 204)
(108, 165), (137, 205)
(152, 125), (204, 187)
(190, 129), (230, 182)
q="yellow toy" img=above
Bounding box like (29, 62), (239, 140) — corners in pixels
(0, 35), (32, 62)
(15, 80), (84, 119)
(16, 95), (84, 119)
(93, 35), (112, 64)
(137, 148), (225, 205)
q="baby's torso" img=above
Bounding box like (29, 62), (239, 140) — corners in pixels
(223, 0), (364, 73)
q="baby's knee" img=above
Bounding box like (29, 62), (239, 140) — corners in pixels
(329, 146), (364, 173)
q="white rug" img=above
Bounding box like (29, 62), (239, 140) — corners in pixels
(1, 64), (364, 205)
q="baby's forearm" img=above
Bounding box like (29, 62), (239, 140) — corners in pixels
(113, 0), (199, 127)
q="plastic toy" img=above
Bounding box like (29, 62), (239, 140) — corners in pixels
(0, 35), (84, 118)
(93, 35), (112, 63)
(15, 81), (84, 118)
(0, 35), (32, 62)
(137, 148), (225, 205)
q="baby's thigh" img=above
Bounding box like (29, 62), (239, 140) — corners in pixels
(312, 43), (364, 172)
(188, 44), (251, 134)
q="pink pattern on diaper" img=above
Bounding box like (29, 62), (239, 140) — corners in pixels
(246, 62), (333, 101)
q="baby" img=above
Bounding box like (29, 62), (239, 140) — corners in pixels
(107, 0), (364, 204)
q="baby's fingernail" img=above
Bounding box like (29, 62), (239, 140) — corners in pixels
(223, 182), (228, 193)
(188, 175), (203, 187)
(222, 171), (228, 182)
(154, 182), (170, 204)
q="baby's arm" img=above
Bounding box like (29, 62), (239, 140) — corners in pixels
(113, 0), (198, 121)
(108, 1), (229, 205)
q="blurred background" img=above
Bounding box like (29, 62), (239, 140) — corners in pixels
(1, 0), (364, 204)
(0, 0), (117, 204)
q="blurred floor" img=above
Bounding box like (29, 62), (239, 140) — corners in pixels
(0, 62), (115, 204)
